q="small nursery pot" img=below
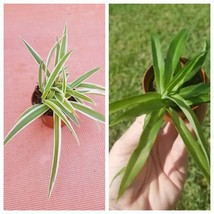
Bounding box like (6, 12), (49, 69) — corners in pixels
(142, 58), (208, 123)
(31, 85), (66, 128)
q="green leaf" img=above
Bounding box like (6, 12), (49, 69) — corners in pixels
(59, 25), (67, 60)
(167, 94), (210, 164)
(54, 92), (75, 113)
(66, 88), (96, 105)
(151, 33), (164, 93)
(43, 99), (79, 144)
(48, 113), (61, 197)
(4, 104), (49, 145)
(47, 90), (55, 99)
(82, 89), (105, 96)
(179, 83), (210, 99)
(117, 108), (165, 200)
(21, 38), (51, 76)
(42, 50), (72, 99)
(110, 98), (166, 127)
(38, 61), (43, 92)
(166, 50), (208, 93)
(174, 58), (182, 76)
(77, 82), (105, 91)
(22, 38), (43, 65)
(45, 36), (65, 78)
(70, 101), (105, 123)
(167, 108), (210, 181)
(164, 29), (189, 87)
(109, 92), (161, 114)
(68, 67), (100, 89)
(185, 94), (210, 106)
(49, 98), (79, 126)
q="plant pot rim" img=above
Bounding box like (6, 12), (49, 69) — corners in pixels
(141, 57), (207, 122)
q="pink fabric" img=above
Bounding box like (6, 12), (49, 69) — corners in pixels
(4, 4), (105, 210)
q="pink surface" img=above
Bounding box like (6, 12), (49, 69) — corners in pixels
(4, 4), (105, 210)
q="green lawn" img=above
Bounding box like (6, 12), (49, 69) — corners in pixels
(109, 4), (210, 210)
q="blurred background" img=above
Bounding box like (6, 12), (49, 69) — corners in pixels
(109, 4), (210, 210)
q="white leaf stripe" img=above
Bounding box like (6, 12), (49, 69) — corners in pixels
(62, 68), (67, 94)
(4, 104), (49, 145)
(43, 99), (79, 144)
(54, 36), (60, 66)
(48, 113), (61, 197)
(70, 101), (105, 123)
(76, 89), (105, 96)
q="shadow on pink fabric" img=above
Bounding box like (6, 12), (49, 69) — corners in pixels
(4, 4), (105, 210)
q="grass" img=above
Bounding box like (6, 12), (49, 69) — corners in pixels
(109, 4), (210, 210)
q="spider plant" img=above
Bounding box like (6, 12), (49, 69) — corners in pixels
(110, 29), (210, 201)
(4, 26), (105, 197)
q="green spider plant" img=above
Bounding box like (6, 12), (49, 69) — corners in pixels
(110, 29), (210, 201)
(4, 26), (105, 197)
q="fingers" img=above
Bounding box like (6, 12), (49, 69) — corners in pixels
(110, 115), (146, 158)
(164, 133), (188, 190)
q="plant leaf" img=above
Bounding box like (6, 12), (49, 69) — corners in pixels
(49, 98), (79, 126)
(59, 25), (67, 60)
(166, 50), (208, 93)
(117, 108), (165, 200)
(77, 82), (105, 91)
(179, 83), (210, 99)
(82, 89), (105, 96)
(43, 99), (79, 144)
(68, 67), (100, 89)
(185, 94), (210, 106)
(38, 61), (44, 92)
(45, 35), (65, 78)
(48, 113), (61, 197)
(22, 38), (43, 64)
(69, 101), (105, 123)
(151, 33), (164, 93)
(167, 94), (210, 164)
(66, 88), (96, 105)
(21, 38), (51, 76)
(42, 50), (72, 99)
(110, 98), (166, 127)
(167, 108), (210, 181)
(54, 92), (75, 113)
(164, 29), (189, 87)
(4, 104), (49, 145)
(109, 92), (161, 114)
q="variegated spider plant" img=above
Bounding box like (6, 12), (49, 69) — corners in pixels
(4, 26), (105, 197)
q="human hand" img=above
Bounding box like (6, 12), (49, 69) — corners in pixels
(109, 115), (189, 210)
